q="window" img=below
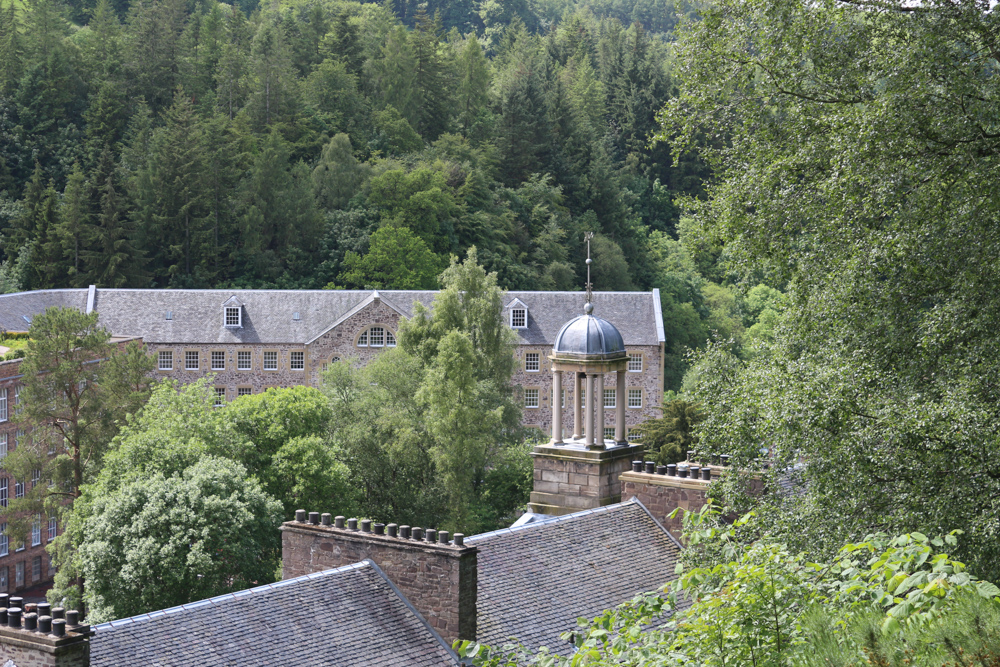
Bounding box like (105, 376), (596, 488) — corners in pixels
(48, 516), (56, 541)
(357, 330), (367, 346)
(211, 351), (225, 370)
(357, 327), (394, 348)
(31, 516), (40, 547)
(14, 430), (22, 448)
(628, 354), (643, 372)
(290, 351), (304, 370)
(0, 388), (6, 422)
(627, 428), (640, 441)
(214, 387), (226, 407)
(525, 353), (540, 372)
(510, 308), (527, 328)
(237, 350), (252, 370)
(13, 386), (20, 414)
(561, 389), (565, 408)
(386, 331), (396, 347)
(604, 388), (616, 409)
(158, 350), (173, 371)
(524, 388), (539, 408)
(263, 351), (278, 371)
(225, 306), (241, 327)
(604, 427), (615, 440)
(369, 327), (384, 347)
(31, 557), (40, 582)
(15, 480), (23, 499)
(15, 561), (23, 588)
(31, 469), (39, 488)
(237, 387), (252, 397)
(0, 434), (6, 460)
(0, 523), (7, 556)
(628, 388), (643, 408)
(185, 350), (200, 371)
(0, 479), (7, 508)
(0, 567), (6, 593)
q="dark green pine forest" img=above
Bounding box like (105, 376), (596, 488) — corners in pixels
(0, 0), (757, 388)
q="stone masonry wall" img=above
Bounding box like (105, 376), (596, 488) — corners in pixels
(0, 627), (90, 667)
(528, 443), (643, 515)
(306, 299), (407, 385)
(281, 519), (477, 644)
(621, 472), (711, 539)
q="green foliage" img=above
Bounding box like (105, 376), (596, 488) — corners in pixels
(341, 223), (442, 289)
(632, 399), (704, 465)
(76, 456), (282, 623)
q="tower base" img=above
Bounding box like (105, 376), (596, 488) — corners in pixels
(528, 442), (644, 516)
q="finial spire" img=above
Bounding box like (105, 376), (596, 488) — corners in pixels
(584, 232), (594, 315)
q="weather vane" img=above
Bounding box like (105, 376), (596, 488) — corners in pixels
(584, 232), (594, 314)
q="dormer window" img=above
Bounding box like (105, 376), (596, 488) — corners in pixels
(507, 298), (528, 329)
(223, 296), (243, 328)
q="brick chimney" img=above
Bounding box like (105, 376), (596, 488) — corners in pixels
(281, 511), (477, 645)
(0, 598), (90, 667)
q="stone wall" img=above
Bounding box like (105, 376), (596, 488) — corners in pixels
(528, 443), (643, 515)
(0, 626), (90, 667)
(281, 517), (477, 644)
(620, 471), (712, 538)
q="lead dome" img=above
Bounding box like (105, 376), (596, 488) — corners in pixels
(552, 311), (627, 361)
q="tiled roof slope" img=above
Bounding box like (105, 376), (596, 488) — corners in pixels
(90, 561), (458, 667)
(0, 289), (664, 346)
(467, 500), (681, 651)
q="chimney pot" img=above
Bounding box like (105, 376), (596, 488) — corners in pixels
(0, 593), (8, 608)
(721, 454), (731, 466)
(52, 607), (65, 619)
(24, 612), (37, 631)
(38, 615), (52, 634)
(51, 619), (66, 637)
(361, 519), (371, 533)
(347, 518), (358, 531)
(426, 528), (437, 542)
(8, 607), (21, 628)
(439, 530), (449, 544)
(295, 509), (306, 522)
(9, 597), (22, 610)
(308, 511), (320, 524)
(412, 527), (423, 541)
(667, 463), (677, 476)
(656, 465), (666, 475)
(702, 467), (712, 481)
(387, 523), (398, 538)
(321, 513), (332, 526)
(374, 523), (385, 535)
(66, 610), (79, 626)
(631, 460), (642, 473)
(690, 466), (701, 479)
(678, 465), (689, 478)
(36, 603), (50, 617)
(644, 461), (655, 474)
(399, 525), (411, 539)
(334, 516), (345, 529)
(453, 533), (464, 547)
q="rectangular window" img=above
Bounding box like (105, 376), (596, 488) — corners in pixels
(31, 516), (40, 547)
(0, 567), (6, 593)
(185, 350), (200, 371)
(14, 480), (23, 499)
(0, 388), (6, 422)
(0, 433), (6, 460)
(627, 428), (639, 441)
(386, 331), (397, 347)
(31, 469), (39, 488)
(237, 387), (252, 397)
(48, 516), (56, 541)
(31, 557), (40, 582)
(369, 327), (385, 347)
(214, 387), (226, 407)
(604, 427), (615, 440)
(13, 386), (20, 414)
(15, 561), (23, 588)
(510, 308), (527, 328)
(525, 352), (539, 372)
(263, 351), (278, 371)
(225, 306), (241, 327)
(561, 389), (565, 408)
(628, 388), (643, 408)
(524, 388), (539, 408)
(237, 350), (252, 370)
(0, 479), (7, 508)
(628, 354), (643, 372)
(290, 351), (304, 370)
(0, 524), (7, 557)
(14, 430), (22, 448)
(158, 350), (173, 371)
(604, 388), (616, 408)
(211, 351), (226, 371)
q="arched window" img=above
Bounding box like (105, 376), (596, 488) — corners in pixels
(357, 326), (397, 348)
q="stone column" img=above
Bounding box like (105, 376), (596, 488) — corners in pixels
(584, 373), (596, 446)
(596, 373), (605, 447)
(615, 370), (626, 444)
(551, 370), (563, 444)
(573, 372), (583, 439)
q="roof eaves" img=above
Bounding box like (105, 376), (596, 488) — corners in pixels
(504, 297), (529, 310)
(466, 501), (640, 544)
(651, 289), (666, 344)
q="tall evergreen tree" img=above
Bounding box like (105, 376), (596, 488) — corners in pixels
(247, 13), (297, 129)
(0, 3), (25, 95)
(410, 8), (451, 140)
(84, 148), (145, 287)
(454, 34), (490, 137)
(56, 163), (92, 287)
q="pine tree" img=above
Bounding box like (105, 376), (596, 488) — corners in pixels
(374, 27), (419, 128)
(124, 0), (186, 112)
(84, 151), (145, 287)
(56, 163), (92, 287)
(247, 13), (297, 129)
(0, 3), (25, 96)
(319, 9), (362, 76)
(312, 133), (368, 211)
(410, 8), (451, 140)
(454, 34), (490, 137)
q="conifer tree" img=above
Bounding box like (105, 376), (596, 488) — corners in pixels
(214, 6), (252, 120)
(84, 148), (145, 287)
(0, 3), (24, 95)
(410, 8), (451, 140)
(247, 13), (297, 129)
(312, 133), (368, 211)
(454, 34), (490, 137)
(57, 164), (92, 287)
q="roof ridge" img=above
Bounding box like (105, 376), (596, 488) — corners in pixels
(466, 500), (641, 544)
(95, 561), (372, 632)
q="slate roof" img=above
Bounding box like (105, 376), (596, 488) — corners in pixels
(466, 499), (682, 651)
(90, 560), (458, 667)
(0, 289), (664, 346)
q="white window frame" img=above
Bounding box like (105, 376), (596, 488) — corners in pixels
(0, 523), (7, 556)
(237, 350), (252, 370)
(31, 516), (40, 547)
(628, 354), (643, 373)
(31, 469), (39, 489)
(214, 387), (226, 407)
(510, 308), (527, 329)
(15, 561), (23, 587)
(628, 388), (643, 409)
(525, 352), (540, 372)
(48, 515), (56, 541)
(0, 433), (6, 460)
(13, 386), (20, 414)
(211, 351), (226, 371)
(225, 306), (242, 328)
(185, 350), (200, 371)
(357, 330), (368, 347)
(603, 427), (615, 440)
(0, 479), (6, 508)
(290, 351), (305, 370)
(237, 387), (252, 397)
(0, 388), (6, 422)
(369, 327), (385, 347)
(14, 480), (23, 499)
(31, 556), (40, 582)
(604, 388), (616, 409)
(263, 351), (278, 371)
(524, 388), (539, 409)
(0, 566), (8, 593)
(158, 350), (173, 371)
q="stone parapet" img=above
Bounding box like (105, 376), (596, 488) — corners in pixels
(620, 470), (715, 538)
(528, 443), (643, 516)
(0, 608), (90, 667)
(281, 514), (477, 645)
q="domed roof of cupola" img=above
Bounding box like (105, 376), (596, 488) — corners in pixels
(552, 306), (627, 361)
